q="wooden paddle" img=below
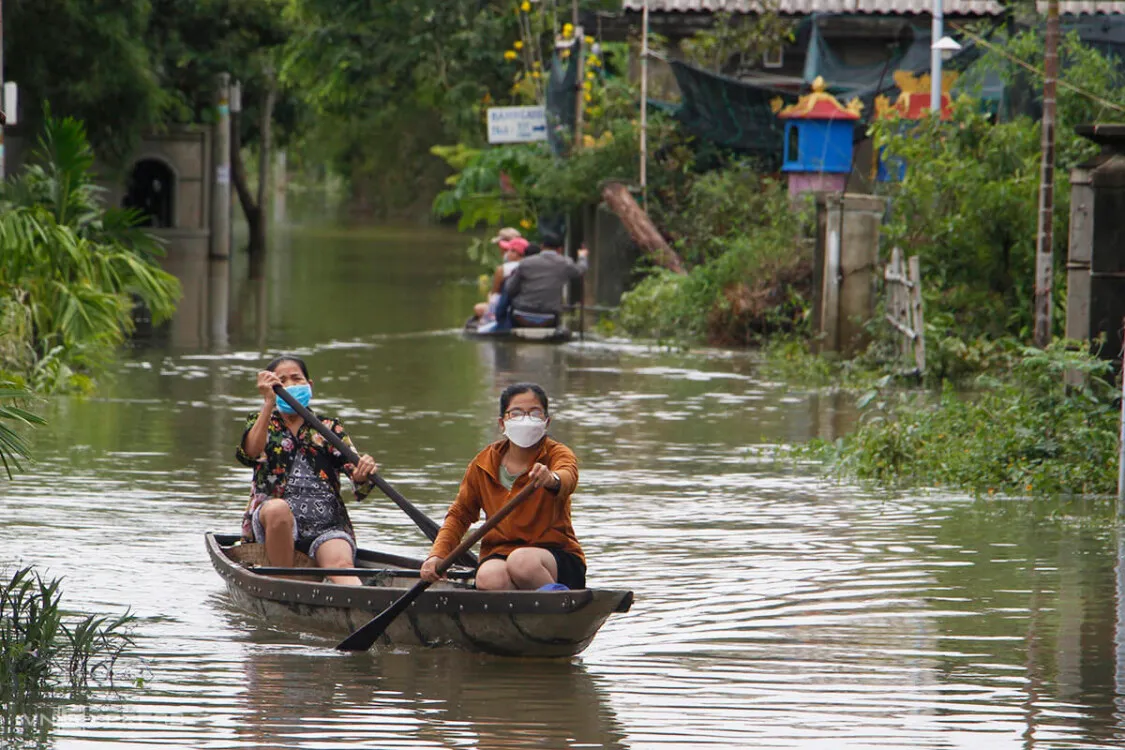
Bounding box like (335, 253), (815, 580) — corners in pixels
(335, 480), (539, 652)
(271, 384), (478, 568)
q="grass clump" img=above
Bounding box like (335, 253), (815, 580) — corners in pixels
(1, 566), (135, 708)
(801, 342), (1121, 497)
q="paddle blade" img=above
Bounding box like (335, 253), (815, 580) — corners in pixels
(336, 580), (431, 652)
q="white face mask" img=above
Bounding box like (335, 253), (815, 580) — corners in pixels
(504, 416), (547, 448)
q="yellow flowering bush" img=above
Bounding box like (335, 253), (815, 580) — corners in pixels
(502, 0), (610, 147)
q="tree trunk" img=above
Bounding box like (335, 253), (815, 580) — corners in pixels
(230, 110), (263, 258)
(600, 181), (685, 274)
(230, 75), (276, 264)
(1033, 0), (1059, 347)
(256, 82), (276, 231)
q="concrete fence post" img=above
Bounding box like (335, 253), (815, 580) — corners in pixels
(814, 193), (884, 355)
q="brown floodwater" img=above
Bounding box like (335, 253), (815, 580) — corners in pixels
(2, 225), (1124, 749)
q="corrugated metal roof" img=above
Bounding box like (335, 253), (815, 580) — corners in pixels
(1037, 1), (1125, 13)
(622, 0), (1125, 13)
(620, 0), (1004, 13)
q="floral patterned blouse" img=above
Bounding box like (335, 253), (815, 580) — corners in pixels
(235, 411), (376, 542)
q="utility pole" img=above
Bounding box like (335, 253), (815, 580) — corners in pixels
(929, 0), (943, 113)
(573, 30), (585, 151)
(1, 0), (6, 182)
(640, 0), (649, 210)
(210, 73), (232, 260)
(1033, 0), (1059, 347)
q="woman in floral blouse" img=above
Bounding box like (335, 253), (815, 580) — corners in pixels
(237, 356), (377, 585)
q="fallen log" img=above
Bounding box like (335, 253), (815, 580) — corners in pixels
(600, 181), (686, 274)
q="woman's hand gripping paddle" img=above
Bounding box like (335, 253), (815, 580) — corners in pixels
(335, 481), (539, 652)
(272, 384), (478, 568)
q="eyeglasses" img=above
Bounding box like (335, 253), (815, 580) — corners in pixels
(505, 407), (546, 420)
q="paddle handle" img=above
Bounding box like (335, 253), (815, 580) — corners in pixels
(270, 385), (478, 567)
(434, 480), (538, 577)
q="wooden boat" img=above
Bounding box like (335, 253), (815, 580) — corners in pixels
(461, 315), (573, 344)
(206, 532), (632, 657)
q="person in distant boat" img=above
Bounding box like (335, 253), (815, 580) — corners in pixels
(420, 382), (586, 590)
(472, 236), (530, 324)
(481, 230), (588, 332)
(236, 355), (378, 585)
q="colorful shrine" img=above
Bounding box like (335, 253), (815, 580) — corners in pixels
(873, 70), (960, 181)
(773, 77), (863, 198)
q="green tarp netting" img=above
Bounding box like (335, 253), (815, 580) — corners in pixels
(669, 60), (797, 166)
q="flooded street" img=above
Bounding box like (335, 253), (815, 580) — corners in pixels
(2, 225), (1124, 749)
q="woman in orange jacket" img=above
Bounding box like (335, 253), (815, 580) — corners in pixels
(420, 382), (586, 590)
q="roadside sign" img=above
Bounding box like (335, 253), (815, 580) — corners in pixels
(487, 106), (548, 144)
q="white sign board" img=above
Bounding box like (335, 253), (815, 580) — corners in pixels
(487, 106), (547, 144)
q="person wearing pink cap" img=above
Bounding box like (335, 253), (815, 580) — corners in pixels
(472, 236), (530, 323)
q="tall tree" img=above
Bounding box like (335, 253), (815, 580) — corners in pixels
(282, 0), (521, 216)
(5, 0), (166, 164)
(146, 0), (295, 257)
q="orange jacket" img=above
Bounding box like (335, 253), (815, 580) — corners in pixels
(430, 437), (585, 564)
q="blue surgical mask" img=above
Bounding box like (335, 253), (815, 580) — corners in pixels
(276, 384), (312, 415)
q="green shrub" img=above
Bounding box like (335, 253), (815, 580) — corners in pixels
(617, 168), (815, 345)
(0, 112), (181, 391)
(805, 342), (1120, 496)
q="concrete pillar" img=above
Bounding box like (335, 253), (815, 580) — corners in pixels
(1067, 125), (1125, 367)
(209, 73), (232, 260)
(1064, 165), (1093, 390)
(813, 193), (884, 355)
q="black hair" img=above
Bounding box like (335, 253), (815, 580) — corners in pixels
(523, 243), (542, 257)
(499, 382), (549, 416)
(265, 355), (310, 380)
(539, 230), (563, 249)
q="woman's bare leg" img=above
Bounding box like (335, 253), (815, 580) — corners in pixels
(259, 499), (295, 568)
(474, 558), (515, 590)
(316, 538), (361, 585)
(505, 547), (558, 590)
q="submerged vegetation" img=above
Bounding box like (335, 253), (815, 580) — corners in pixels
(0, 566), (136, 740)
(799, 343), (1120, 497)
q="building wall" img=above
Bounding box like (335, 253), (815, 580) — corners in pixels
(5, 125), (212, 257)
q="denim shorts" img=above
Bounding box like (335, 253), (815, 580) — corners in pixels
(251, 506), (356, 562)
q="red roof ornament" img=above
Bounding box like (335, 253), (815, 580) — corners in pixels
(773, 77), (863, 121)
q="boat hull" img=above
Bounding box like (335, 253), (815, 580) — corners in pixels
(461, 316), (573, 344)
(206, 533), (631, 657)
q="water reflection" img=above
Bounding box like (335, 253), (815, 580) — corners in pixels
(234, 643), (626, 750)
(152, 249), (232, 350)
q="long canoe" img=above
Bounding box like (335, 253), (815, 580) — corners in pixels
(205, 532), (632, 657)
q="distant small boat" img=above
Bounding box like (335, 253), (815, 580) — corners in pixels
(206, 532), (632, 657)
(461, 316), (573, 343)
